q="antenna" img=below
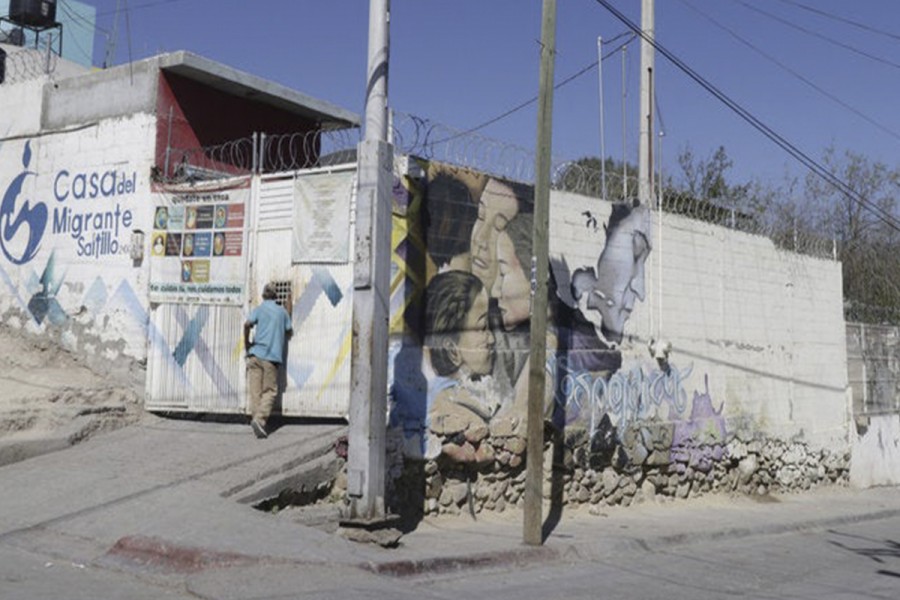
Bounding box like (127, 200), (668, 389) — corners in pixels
(103, 0), (121, 68)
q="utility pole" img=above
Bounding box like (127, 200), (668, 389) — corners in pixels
(598, 36), (607, 201)
(524, 0), (557, 547)
(638, 0), (655, 205)
(346, 0), (393, 521)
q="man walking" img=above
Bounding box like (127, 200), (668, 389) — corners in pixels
(244, 283), (292, 438)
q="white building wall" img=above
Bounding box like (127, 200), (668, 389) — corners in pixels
(0, 95), (157, 368)
(549, 192), (849, 451)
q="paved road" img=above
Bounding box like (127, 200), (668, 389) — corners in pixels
(1, 418), (898, 599)
(3, 512), (898, 599)
(417, 515), (900, 600)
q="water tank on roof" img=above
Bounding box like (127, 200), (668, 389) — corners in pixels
(8, 0), (57, 28)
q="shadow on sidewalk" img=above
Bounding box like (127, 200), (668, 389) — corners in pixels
(542, 422), (566, 543)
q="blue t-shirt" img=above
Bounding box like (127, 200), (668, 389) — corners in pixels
(247, 300), (292, 364)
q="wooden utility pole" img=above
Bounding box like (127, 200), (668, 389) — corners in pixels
(524, 0), (557, 547)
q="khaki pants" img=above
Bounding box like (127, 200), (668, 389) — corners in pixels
(247, 356), (278, 427)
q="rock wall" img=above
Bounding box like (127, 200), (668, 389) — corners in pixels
(388, 417), (850, 517)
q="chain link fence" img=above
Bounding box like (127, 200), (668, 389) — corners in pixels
(847, 322), (900, 417)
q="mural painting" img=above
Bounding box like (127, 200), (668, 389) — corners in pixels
(387, 161), (721, 476)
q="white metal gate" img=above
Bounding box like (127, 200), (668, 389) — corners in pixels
(145, 166), (356, 419)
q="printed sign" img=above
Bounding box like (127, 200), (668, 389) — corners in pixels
(292, 170), (354, 263)
(149, 179), (249, 304)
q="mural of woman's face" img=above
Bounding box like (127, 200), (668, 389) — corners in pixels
(454, 287), (494, 376)
(593, 206), (651, 343)
(492, 231), (531, 330)
(470, 179), (518, 290)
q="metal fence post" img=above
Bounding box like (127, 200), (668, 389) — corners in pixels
(259, 133), (267, 174)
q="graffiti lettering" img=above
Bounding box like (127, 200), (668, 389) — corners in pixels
(550, 359), (693, 434)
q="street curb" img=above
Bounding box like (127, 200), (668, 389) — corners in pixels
(355, 506), (900, 577)
(360, 545), (563, 577)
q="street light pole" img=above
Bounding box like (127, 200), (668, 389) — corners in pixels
(346, 0), (393, 521)
(524, 0), (557, 547)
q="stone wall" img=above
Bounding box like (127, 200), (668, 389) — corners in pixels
(390, 417), (850, 517)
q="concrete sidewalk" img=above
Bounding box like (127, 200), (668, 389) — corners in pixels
(1, 415), (898, 590)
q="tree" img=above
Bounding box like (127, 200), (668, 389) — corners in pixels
(773, 147), (900, 322)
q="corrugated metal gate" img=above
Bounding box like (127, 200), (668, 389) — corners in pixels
(847, 322), (900, 416)
(145, 166), (356, 419)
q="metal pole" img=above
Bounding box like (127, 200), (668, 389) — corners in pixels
(346, 0), (393, 521)
(638, 0), (655, 205)
(657, 130), (663, 338)
(164, 106), (174, 179)
(621, 45), (627, 201)
(525, 0), (557, 547)
(598, 36), (607, 201)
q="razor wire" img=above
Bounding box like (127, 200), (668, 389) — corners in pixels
(158, 136), (256, 183)
(157, 127), (360, 183)
(158, 109), (837, 260)
(259, 128), (359, 173)
(391, 111), (538, 183)
(0, 46), (57, 84)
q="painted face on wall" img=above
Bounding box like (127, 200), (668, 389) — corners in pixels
(470, 178), (518, 289)
(455, 287), (494, 376)
(492, 230), (531, 330)
(591, 205), (651, 343)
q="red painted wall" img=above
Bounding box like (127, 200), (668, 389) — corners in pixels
(154, 71), (320, 176)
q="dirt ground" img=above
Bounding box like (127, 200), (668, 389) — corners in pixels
(0, 323), (144, 453)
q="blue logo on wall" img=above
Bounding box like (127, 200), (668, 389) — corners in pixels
(0, 141), (48, 265)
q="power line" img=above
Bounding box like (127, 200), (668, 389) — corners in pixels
(678, 0), (900, 141)
(60, 0), (112, 35)
(592, 0), (900, 234)
(735, 0), (900, 71)
(95, 0), (193, 18)
(428, 33), (636, 146)
(771, 0), (900, 43)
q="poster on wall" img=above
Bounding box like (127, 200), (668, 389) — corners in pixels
(149, 178), (250, 304)
(292, 170), (354, 264)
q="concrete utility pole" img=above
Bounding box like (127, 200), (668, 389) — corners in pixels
(524, 0), (557, 547)
(638, 0), (655, 205)
(346, 0), (393, 521)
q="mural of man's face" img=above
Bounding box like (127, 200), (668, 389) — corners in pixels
(470, 178), (518, 290)
(455, 287), (494, 376)
(492, 231), (531, 331)
(593, 206), (651, 344)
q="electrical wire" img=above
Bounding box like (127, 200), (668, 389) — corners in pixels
(734, 0), (900, 71)
(592, 0), (900, 233)
(59, 0), (112, 35)
(95, 0), (194, 18)
(428, 33), (636, 146)
(771, 0), (900, 43)
(56, 1), (101, 63)
(679, 0), (900, 141)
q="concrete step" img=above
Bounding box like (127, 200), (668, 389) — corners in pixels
(203, 425), (347, 506)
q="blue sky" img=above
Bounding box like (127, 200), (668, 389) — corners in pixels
(45, 1), (900, 186)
